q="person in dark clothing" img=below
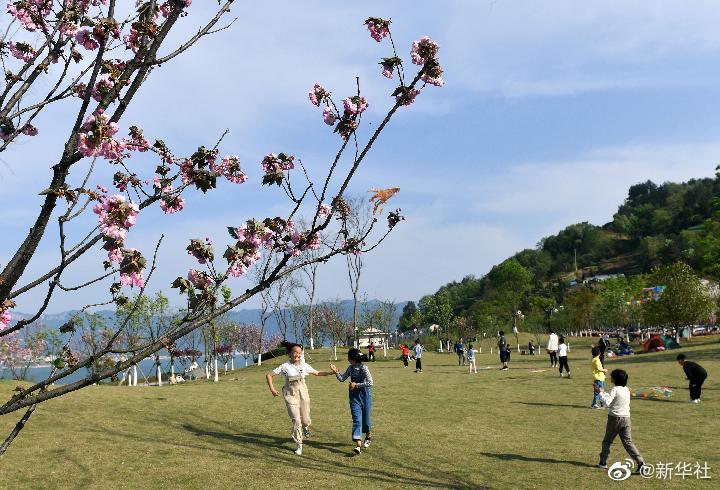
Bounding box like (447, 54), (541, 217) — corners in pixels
(677, 354), (708, 403)
(597, 338), (607, 366)
(368, 342), (376, 362)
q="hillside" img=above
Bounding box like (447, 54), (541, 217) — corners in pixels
(399, 170), (720, 333)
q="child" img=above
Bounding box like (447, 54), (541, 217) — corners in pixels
(331, 348), (374, 454)
(266, 342), (333, 456)
(368, 342), (376, 362)
(591, 346), (608, 408)
(676, 354), (708, 403)
(498, 331), (508, 370)
(413, 339), (424, 373)
(528, 339), (535, 355)
(400, 343), (410, 368)
(558, 336), (570, 378)
(595, 369), (645, 472)
(467, 343), (477, 373)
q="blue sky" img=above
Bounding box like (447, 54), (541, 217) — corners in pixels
(2, 1), (720, 313)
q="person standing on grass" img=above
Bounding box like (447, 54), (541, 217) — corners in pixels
(331, 348), (374, 455)
(498, 331), (509, 370)
(456, 338), (466, 366)
(265, 342), (334, 456)
(399, 343), (410, 368)
(591, 347), (608, 408)
(676, 354), (708, 403)
(467, 343), (477, 373)
(595, 369), (646, 473)
(413, 338), (424, 373)
(528, 339), (535, 355)
(558, 336), (570, 378)
(547, 330), (559, 368)
(368, 342), (376, 362)
(597, 337), (607, 366)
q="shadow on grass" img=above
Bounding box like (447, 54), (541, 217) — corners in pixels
(513, 401), (588, 409)
(182, 425), (347, 455)
(480, 452), (593, 468)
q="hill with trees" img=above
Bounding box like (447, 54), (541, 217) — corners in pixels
(399, 168), (720, 338)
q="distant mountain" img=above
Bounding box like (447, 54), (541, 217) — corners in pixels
(14, 299), (408, 341)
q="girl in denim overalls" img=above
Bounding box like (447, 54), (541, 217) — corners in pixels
(331, 348), (374, 454)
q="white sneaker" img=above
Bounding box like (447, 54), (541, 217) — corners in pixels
(353, 446), (362, 455)
(294, 444), (303, 456)
(363, 439), (371, 448)
(691, 399), (700, 404)
(303, 426), (311, 438)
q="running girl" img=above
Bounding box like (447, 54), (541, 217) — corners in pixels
(331, 348), (374, 455)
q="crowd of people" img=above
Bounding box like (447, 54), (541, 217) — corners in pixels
(264, 333), (710, 464)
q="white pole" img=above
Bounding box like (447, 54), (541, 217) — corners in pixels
(205, 361), (209, 379)
(310, 337), (315, 350)
(231, 357), (234, 371)
(171, 363), (175, 378)
(333, 344), (337, 361)
(132, 365), (138, 387)
(214, 358), (219, 382)
(383, 341), (387, 358)
(245, 357), (248, 367)
(257, 350), (262, 367)
(157, 364), (162, 387)
(224, 362), (228, 373)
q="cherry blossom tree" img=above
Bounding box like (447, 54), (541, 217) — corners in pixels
(0, 3), (444, 455)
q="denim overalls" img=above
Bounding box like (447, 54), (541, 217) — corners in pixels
(347, 364), (372, 440)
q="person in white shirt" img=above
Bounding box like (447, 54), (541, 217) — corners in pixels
(557, 336), (570, 378)
(547, 330), (559, 367)
(595, 369), (645, 471)
(266, 342), (333, 456)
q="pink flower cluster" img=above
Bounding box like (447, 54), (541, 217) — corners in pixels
(187, 269), (213, 289)
(8, 42), (36, 62)
(126, 126), (149, 152)
(410, 36), (440, 65)
(261, 153), (295, 186)
(343, 96), (368, 116)
(225, 220), (272, 277)
(308, 84), (329, 107)
(395, 87), (420, 106)
(322, 106), (337, 126)
(7, 0), (51, 32)
(186, 237), (214, 264)
(75, 29), (99, 50)
(318, 203), (332, 219)
(93, 194), (139, 241)
(118, 248), (146, 288)
(212, 155), (248, 184)
(380, 56), (402, 79)
(160, 0), (192, 17)
(365, 17), (391, 42)
(22, 124), (38, 136)
(123, 25), (142, 53)
(387, 209), (405, 229)
(0, 309), (10, 329)
(154, 177), (185, 214)
(91, 77), (115, 102)
(78, 110), (126, 160)
(342, 239), (365, 256)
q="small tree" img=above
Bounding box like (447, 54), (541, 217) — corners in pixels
(643, 263), (715, 341)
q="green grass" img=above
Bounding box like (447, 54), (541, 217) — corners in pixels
(1, 335), (719, 489)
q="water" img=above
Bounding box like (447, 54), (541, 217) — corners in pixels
(4, 355), (256, 385)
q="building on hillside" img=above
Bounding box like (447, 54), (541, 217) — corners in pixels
(356, 327), (389, 348)
(582, 273), (625, 284)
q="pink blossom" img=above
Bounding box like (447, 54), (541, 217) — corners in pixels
(343, 96), (368, 116)
(421, 73), (444, 87)
(160, 0), (191, 17)
(93, 194), (139, 240)
(60, 22), (79, 38)
(411, 36), (440, 65)
(212, 155), (248, 184)
(7, 0), (51, 32)
(308, 83), (328, 107)
(318, 203), (331, 218)
(22, 124), (38, 136)
(396, 87), (420, 106)
(322, 106), (337, 126)
(77, 111), (127, 160)
(91, 77), (115, 102)
(227, 263), (247, 277)
(120, 271), (145, 288)
(0, 310), (10, 329)
(8, 42), (36, 62)
(160, 194), (185, 214)
(108, 247), (123, 263)
(187, 269), (212, 289)
(365, 17), (391, 42)
(75, 29), (99, 50)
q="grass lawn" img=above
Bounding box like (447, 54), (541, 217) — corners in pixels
(1, 335), (718, 489)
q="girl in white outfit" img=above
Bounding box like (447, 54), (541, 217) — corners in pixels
(266, 343), (333, 456)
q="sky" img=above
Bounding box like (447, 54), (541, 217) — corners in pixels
(2, 0), (720, 314)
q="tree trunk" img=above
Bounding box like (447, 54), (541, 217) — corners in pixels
(333, 343), (337, 361)
(170, 362), (175, 378)
(214, 358), (219, 382)
(231, 357), (234, 371)
(132, 365), (138, 387)
(224, 362), (228, 373)
(156, 364), (162, 387)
